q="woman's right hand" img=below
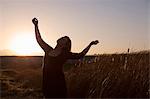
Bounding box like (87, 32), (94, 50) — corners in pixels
(32, 18), (38, 25)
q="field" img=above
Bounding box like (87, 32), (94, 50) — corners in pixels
(0, 51), (149, 98)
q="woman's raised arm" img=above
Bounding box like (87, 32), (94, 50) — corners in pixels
(32, 18), (53, 53)
(68, 40), (99, 59)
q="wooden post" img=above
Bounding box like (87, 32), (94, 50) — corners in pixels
(0, 56), (1, 68)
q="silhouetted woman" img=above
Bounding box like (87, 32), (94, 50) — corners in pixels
(32, 18), (99, 98)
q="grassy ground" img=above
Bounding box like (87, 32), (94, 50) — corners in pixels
(0, 51), (149, 98)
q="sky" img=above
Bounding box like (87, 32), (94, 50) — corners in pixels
(0, 0), (149, 56)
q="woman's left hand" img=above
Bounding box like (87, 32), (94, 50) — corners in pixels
(90, 40), (99, 45)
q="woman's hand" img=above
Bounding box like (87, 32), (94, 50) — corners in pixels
(32, 18), (38, 26)
(90, 40), (99, 45)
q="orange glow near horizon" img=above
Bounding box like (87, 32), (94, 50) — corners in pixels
(10, 32), (42, 56)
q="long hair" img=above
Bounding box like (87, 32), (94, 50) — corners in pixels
(56, 36), (71, 52)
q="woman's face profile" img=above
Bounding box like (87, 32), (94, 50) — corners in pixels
(57, 36), (70, 48)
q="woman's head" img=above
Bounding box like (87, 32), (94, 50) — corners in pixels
(56, 36), (71, 52)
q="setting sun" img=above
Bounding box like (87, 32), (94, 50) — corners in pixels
(10, 33), (42, 55)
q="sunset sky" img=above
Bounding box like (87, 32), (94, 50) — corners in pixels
(0, 0), (149, 56)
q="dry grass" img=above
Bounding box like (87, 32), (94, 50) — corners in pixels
(0, 51), (149, 98)
(65, 51), (149, 98)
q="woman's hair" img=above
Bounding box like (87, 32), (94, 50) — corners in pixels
(57, 36), (71, 52)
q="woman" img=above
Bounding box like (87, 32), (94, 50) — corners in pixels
(32, 18), (99, 98)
